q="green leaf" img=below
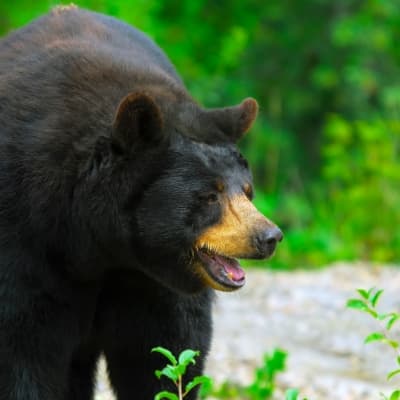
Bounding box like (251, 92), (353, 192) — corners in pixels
(175, 364), (187, 377)
(198, 379), (213, 399)
(357, 289), (369, 300)
(377, 313), (390, 321)
(267, 348), (287, 372)
(154, 391), (179, 400)
(390, 390), (400, 400)
(371, 289), (384, 307)
(178, 349), (199, 368)
(364, 332), (386, 344)
(155, 369), (162, 379)
(347, 299), (369, 311)
(387, 369), (400, 381)
(154, 365), (179, 381)
(151, 347), (178, 365)
(387, 315), (400, 330)
(285, 388), (299, 400)
(185, 375), (212, 394)
(386, 339), (399, 350)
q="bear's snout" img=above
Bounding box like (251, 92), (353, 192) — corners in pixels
(253, 225), (283, 258)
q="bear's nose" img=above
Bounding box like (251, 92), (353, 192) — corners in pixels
(254, 226), (283, 257)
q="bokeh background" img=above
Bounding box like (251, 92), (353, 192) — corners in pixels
(2, 0), (399, 269)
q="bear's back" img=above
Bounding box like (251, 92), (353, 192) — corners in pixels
(0, 6), (181, 82)
(0, 6), (186, 158)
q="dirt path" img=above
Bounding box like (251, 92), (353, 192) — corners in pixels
(95, 263), (400, 399)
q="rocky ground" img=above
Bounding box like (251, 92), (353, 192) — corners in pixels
(95, 263), (400, 400)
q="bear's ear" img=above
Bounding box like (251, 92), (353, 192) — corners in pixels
(205, 98), (259, 143)
(112, 92), (164, 154)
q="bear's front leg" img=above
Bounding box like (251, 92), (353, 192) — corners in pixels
(0, 266), (100, 400)
(96, 271), (213, 400)
(0, 358), (67, 400)
(0, 312), (75, 400)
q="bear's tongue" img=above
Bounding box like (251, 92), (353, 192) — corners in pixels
(197, 250), (246, 290)
(212, 255), (245, 282)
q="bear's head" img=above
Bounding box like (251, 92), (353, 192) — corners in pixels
(83, 92), (282, 293)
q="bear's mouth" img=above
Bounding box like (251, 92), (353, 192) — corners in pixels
(196, 248), (245, 291)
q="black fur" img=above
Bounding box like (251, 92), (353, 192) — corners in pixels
(0, 7), (263, 400)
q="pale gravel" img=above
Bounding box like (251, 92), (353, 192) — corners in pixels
(94, 263), (400, 400)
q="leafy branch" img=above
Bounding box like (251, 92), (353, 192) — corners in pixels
(347, 287), (400, 400)
(152, 347), (211, 400)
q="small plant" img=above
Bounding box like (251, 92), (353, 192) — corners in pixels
(285, 388), (308, 400)
(152, 346), (212, 400)
(246, 348), (287, 400)
(347, 287), (400, 400)
(209, 348), (295, 399)
(153, 346), (308, 400)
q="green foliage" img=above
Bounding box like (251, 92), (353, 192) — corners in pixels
(2, 0), (400, 267)
(152, 347), (212, 400)
(206, 348), (288, 400)
(285, 388), (308, 400)
(321, 117), (400, 262)
(153, 346), (309, 400)
(246, 349), (287, 400)
(347, 288), (400, 399)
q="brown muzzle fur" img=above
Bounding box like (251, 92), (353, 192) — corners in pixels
(195, 194), (281, 259)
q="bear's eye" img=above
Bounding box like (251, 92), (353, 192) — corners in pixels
(244, 184), (254, 200)
(199, 192), (219, 205)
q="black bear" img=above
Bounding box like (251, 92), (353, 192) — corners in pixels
(0, 5), (282, 400)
